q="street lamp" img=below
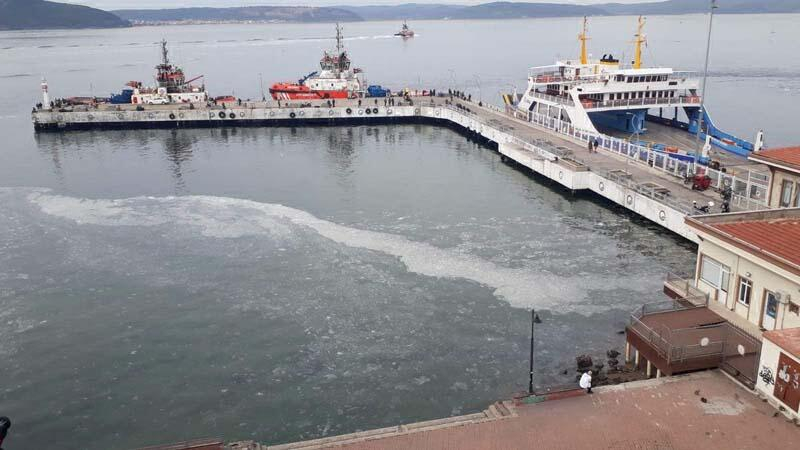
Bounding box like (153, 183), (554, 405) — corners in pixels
(529, 309), (541, 395)
(696, 0), (718, 145)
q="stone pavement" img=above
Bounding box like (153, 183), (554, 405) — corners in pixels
(270, 371), (799, 450)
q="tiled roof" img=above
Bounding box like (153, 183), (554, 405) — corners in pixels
(749, 147), (800, 172)
(763, 328), (800, 360)
(710, 218), (800, 270)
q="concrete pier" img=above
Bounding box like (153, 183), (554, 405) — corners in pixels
(32, 96), (767, 243)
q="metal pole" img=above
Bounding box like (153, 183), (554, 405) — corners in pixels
(529, 308), (535, 394)
(696, 0), (717, 144)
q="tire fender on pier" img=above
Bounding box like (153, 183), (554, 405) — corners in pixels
(169, 113), (176, 120)
(289, 112), (296, 119)
(346, 108), (352, 115)
(372, 108), (378, 114)
(218, 111), (226, 119)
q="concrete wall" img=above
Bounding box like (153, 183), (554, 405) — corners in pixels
(755, 338), (800, 420)
(695, 238), (800, 330)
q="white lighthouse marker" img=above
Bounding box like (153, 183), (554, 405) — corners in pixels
(41, 77), (51, 109)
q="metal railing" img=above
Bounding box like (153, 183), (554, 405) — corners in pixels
(530, 91), (575, 106)
(523, 108), (770, 211)
(665, 273), (709, 305)
(582, 95), (701, 110)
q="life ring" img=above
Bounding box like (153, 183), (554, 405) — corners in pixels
(329, 110), (335, 116)
(87, 114), (94, 120)
(659, 210), (666, 221)
(365, 108), (372, 115)
(228, 113), (235, 119)
(372, 108), (378, 114)
(56, 114), (64, 121)
(147, 113), (155, 119)
(298, 111), (305, 117)
(169, 113), (176, 120)
(358, 109), (363, 115)
(598, 181), (605, 192)
(238, 112), (244, 118)
(218, 111), (226, 119)
(386, 109), (392, 115)
(289, 112), (296, 119)
(346, 108), (353, 115)
(117, 113), (125, 120)
(269, 111), (275, 117)
(179, 113), (185, 118)
(209, 112), (216, 119)
(414, 108), (420, 115)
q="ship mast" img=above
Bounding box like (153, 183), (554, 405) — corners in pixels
(335, 23), (343, 55)
(161, 39), (169, 66)
(633, 16), (647, 69)
(578, 16), (589, 65)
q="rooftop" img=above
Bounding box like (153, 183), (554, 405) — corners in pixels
(749, 146), (800, 174)
(686, 208), (800, 276)
(764, 327), (800, 360)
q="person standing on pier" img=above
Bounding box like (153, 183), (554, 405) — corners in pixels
(579, 371), (593, 394)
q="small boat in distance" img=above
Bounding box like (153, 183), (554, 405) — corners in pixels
(395, 21), (415, 38)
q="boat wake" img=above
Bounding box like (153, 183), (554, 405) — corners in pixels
(22, 188), (655, 312)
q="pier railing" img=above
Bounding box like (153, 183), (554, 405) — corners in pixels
(522, 109), (769, 211)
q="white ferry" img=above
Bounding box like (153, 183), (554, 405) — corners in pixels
(508, 17), (754, 157)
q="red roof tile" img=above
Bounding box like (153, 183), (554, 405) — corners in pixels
(711, 218), (800, 270)
(764, 328), (800, 360)
(749, 147), (800, 172)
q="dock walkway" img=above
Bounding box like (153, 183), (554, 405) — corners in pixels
(31, 96), (771, 243)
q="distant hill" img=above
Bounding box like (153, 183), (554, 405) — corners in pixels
(0, 0), (129, 30)
(343, 0), (800, 21)
(113, 6), (362, 24)
(602, 0), (800, 15)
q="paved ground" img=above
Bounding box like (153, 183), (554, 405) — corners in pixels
(311, 371), (799, 450)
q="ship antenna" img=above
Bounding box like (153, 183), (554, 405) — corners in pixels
(633, 16), (647, 69)
(161, 39), (169, 66)
(579, 16), (589, 65)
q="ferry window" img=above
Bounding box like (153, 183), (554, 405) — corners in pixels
(623, 93), (629, 99)
(700, 255), (730, 291)
(780, 180), (794, 207)
(737, 277), (752, 306)
(627, 77), (632, 83)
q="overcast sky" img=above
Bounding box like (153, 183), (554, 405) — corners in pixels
(61, 0), (656, 10)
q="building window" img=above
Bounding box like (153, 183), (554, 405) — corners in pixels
(780, 180), (794, 207)
(700, 255), (731, 292)
(790, 302), (800, 315)
(737, 277), (752, 306)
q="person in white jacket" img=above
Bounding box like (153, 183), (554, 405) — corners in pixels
(579, 370), (593, 394)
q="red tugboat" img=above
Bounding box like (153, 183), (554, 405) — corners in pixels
(270, 24), (364, 100)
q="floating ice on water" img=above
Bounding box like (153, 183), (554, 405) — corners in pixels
(27, 190), (655, 311)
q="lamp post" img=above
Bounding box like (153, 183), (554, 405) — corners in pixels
(528, 309), (541, 395)
(696, 0), (718, 144)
